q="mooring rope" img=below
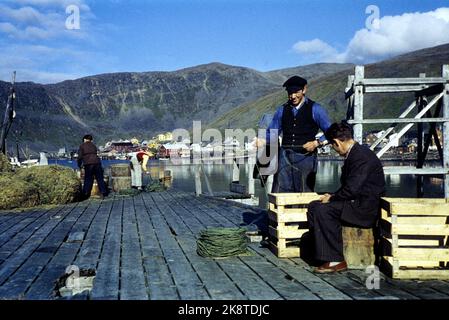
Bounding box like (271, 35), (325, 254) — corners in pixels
(196, 227), (249, 258)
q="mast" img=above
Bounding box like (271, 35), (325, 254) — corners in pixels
(0, 71), (17, 155)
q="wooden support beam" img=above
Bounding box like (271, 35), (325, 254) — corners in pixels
(358, 77), (446, 86)
(349, 117), (448, 124)
(443, 65), (449, 199)
(247, 158), (255, 196)
(232, 161), (240, 183)
(353, 66), (364, 143)
(365, 85), (434, 93)
(194, 164), (202, 196)
(369, 99), (417, 150)
(376, 92), (445, 158)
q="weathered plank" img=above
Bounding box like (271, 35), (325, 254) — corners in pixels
(385, 277), (449, 299)
(74, 199), (114, 269)
(158, 192), (206, 235)
(2, 190), (449, 300)
(250, 244), (351, 300)
(169, 193), (282, 300)
(150, 193), (191, 236)
(0, 208), (54, 261)
(119, 197), (148, 300)
(145, 193), (210, 300)
(177, 191), (236, 228)
(0, 204), (77, 288)
(346, 269), (419, 300)
(238, 253), (319, 300)
(90, 198), (123, 300)
(136, 194), (178, 300)
(216, 258), (282, 300)
(163, 192), (222, 230)
(0, 210), (38, 236)
(0, 202), (86, 299)
(25, 202), (101, 299)
(176, 234), (246, 299)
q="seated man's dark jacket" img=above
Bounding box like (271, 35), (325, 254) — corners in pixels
(330, 142), (385, 227)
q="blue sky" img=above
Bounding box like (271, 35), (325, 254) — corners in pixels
(1, 0), (449, 83)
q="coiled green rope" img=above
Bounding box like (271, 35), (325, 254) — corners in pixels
(196, 227), (250, 258)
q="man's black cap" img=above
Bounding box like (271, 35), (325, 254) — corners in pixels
(283, 76), (307, 94)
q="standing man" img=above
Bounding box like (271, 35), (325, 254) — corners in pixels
(256, 75), (331, 192)
(307, 122), (385, 273)
(77, 134), (108, 199)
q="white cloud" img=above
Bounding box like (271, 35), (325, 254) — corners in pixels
(292, 7), (449, 64)
(292, 38), (345, 63)
(0, 1), (93, 40)
(7, 0), (90, 12)
(0, 44), (118, 84)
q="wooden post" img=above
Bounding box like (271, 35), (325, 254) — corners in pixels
(232, 160), (239, 183)
(346, 75), (355, 120)
(417, 96), (424, 198)
(353, 66), (364, 143)
(202, 164), (214, 196)
(442, 65), (449, 199)
(195, 164), (202, 196)
(247, 158), (255, 196)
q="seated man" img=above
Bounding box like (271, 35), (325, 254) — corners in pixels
(307, 122), (385, 273)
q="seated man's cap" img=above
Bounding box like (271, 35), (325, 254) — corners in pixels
(283, 76), (307, 94)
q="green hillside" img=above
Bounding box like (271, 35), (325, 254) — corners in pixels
(207, 43), (449, 133)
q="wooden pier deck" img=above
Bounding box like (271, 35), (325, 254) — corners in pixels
(0, 190), (449, 300)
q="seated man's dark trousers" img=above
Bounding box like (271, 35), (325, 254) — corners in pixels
(307, 200), (346, 262)
(83, 163), (108, 197)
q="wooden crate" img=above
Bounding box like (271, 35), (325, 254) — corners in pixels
(267, 193), (321, 258)
(379, 197), (449, 279)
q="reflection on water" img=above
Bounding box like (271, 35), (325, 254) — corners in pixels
(50, 158), (445, 203)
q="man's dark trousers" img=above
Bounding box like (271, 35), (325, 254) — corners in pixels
(307, 200), (345, 262)
(83, 163), (108, 197)
(275, 148), (317, 192)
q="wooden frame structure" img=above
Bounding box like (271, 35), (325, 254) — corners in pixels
(345, 65), (449, 198)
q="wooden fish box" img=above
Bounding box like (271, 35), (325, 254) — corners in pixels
(267, 193), (321, 258)
(379, 197), (449, 279)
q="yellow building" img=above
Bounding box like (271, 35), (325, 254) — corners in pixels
(155, 132), (173, 142)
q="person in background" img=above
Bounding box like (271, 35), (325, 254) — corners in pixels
(77, 134), (108, 199)
(130, 148), (153, 190)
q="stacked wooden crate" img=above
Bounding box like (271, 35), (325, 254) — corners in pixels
(267, 193), (320, 258)
(379, 197), (449, 279)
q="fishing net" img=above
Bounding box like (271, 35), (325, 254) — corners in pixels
(197, 227), (250, 258)
(0, 153), (12, 173)
(16, 165), (81, 205)
(118, 188), (141, 196)
(0, 173), (40, 210)
(145, 181), (166, 192)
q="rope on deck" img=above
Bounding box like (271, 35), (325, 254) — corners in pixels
(196, 227), (249, 258)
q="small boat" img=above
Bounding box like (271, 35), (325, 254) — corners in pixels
(21, 159), (39, 167)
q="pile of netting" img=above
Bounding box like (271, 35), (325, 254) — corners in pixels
(0, 165), (81, 210)
(118, 188), (142, 196)
(196, 227), (250, 258)
(145, 180), (166, 192)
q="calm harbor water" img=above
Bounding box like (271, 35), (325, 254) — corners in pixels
(49, 158), (444, 203)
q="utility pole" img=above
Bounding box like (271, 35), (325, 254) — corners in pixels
(0, 71), (17, 155)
